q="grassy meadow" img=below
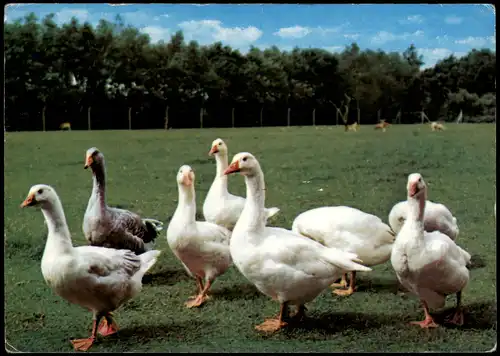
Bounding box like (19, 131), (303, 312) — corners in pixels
(4, 124), (497, 352)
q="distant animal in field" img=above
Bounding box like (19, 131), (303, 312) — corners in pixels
(345, 122), (359, 132)
(430, 122), (445, 131)
(60, 122), (71, 131)
(374, 121), (390, 132)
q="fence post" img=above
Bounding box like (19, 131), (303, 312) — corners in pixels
(87, 106), (91, 131)
(231, 107), (235, 128)
(200, 107), (204, 128)
(128, 107), (132, 130)
(260, 107), (263, 127)
(287, 107), (291, 127)
(357, 101), (361, 125)
(312, 108), (316, 126)
(42, 105), (46, 132)
(164, 105), (169, 129)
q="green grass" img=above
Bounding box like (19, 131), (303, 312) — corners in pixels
(4, 124), (496, 352)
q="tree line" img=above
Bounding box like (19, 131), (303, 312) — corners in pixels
(4, 13), (496, 131)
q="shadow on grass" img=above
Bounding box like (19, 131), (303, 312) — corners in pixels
(280, 300), (496, 336)
(432, 301), (497, 330)
(99, 320), (212, 346)
(354, 276), (400, 294)
(210, 283), (265, 301)
(283, 310), (393, 334)
(467, 254), (487, 269)
(142, 269), (191, 286)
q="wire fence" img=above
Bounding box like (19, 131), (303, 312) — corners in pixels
(6, 105), (437, 132)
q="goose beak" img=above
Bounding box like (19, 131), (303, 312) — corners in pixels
(20, 193), (36, 208)
(182, 172), (193, 186)
(408, 183), (419, 198)
(84, 156), (93, 169)
(209, 145), (219, 156)
(224, 161), (240, 175)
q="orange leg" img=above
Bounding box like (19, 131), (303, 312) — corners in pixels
(410, 300), (439, 328)
(445, 291), (464, 326)
(97, 312), (119, 337)
(70, 313), (102, 351)
(185, 278), (212, 308)
(334, 271), (356, 296)
(188, 276), (205, 299)
(255, 301), (289, 332)
(331, 273), (348, 289)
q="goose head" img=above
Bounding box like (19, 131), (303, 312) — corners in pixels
(208, 138), (228, 156)
(224, 152), (259, 177)
(407, 173), (427, 199)
(177, 165), (195, 187)
(20, 184), (55, 209)
(84, 147), (104, 170)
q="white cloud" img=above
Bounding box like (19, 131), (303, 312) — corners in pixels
(55, 8), (90, 24)
(418, 48), (467, 68)
(178, 20), (262, 49)
(455, 36), (495, 47)
(371, 30), (424, 44)
(444, 15), (463, 25)
(435, 35), (450, 44)
(273, 24), (345, 39)
(141, 26), (170, 43)
(274, 26), (312, 39)
(316, 25), (345, 35)
(323, 46), (344, 53)
(121, 11), (169, 27)
(343, 33), (360, 40)
(399, 15), (424, 24)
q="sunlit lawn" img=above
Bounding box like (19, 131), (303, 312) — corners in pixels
(4, 124), (496, 352)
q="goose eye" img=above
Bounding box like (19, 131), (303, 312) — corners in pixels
(37, 189), (43, 194)
(242, 157), (248, 162)
(218, 142), (222, 146)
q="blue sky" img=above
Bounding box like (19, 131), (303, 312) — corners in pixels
(4, 3), (496, 68)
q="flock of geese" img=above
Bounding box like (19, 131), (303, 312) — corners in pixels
(20, 138), (479, 351)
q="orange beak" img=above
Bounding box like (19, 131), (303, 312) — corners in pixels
(84, 155), (93, 169)
(182, 172), (193, 186)
(224, 161), (240, 175)
(209, 145), (219, 156)
(20, 193), (36, 208)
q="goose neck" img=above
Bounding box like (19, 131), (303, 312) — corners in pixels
(236, 168), (266, 233)
(175, 184), (197, 223)
(91, 162), (107, 213)
(403, 193), (426, 236)
(42, 198), (73, 254)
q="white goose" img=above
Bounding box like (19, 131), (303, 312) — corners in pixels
(167, 165), (232, 308)
(224, 152), (371, 332)
(292, 206), (395, 296)
(391, 173), (470, 328)
(21, 184), (160, 351)
(203, 138), (280, 230)
(389, 199), (459, 241)
(83, 147), (163, 254)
